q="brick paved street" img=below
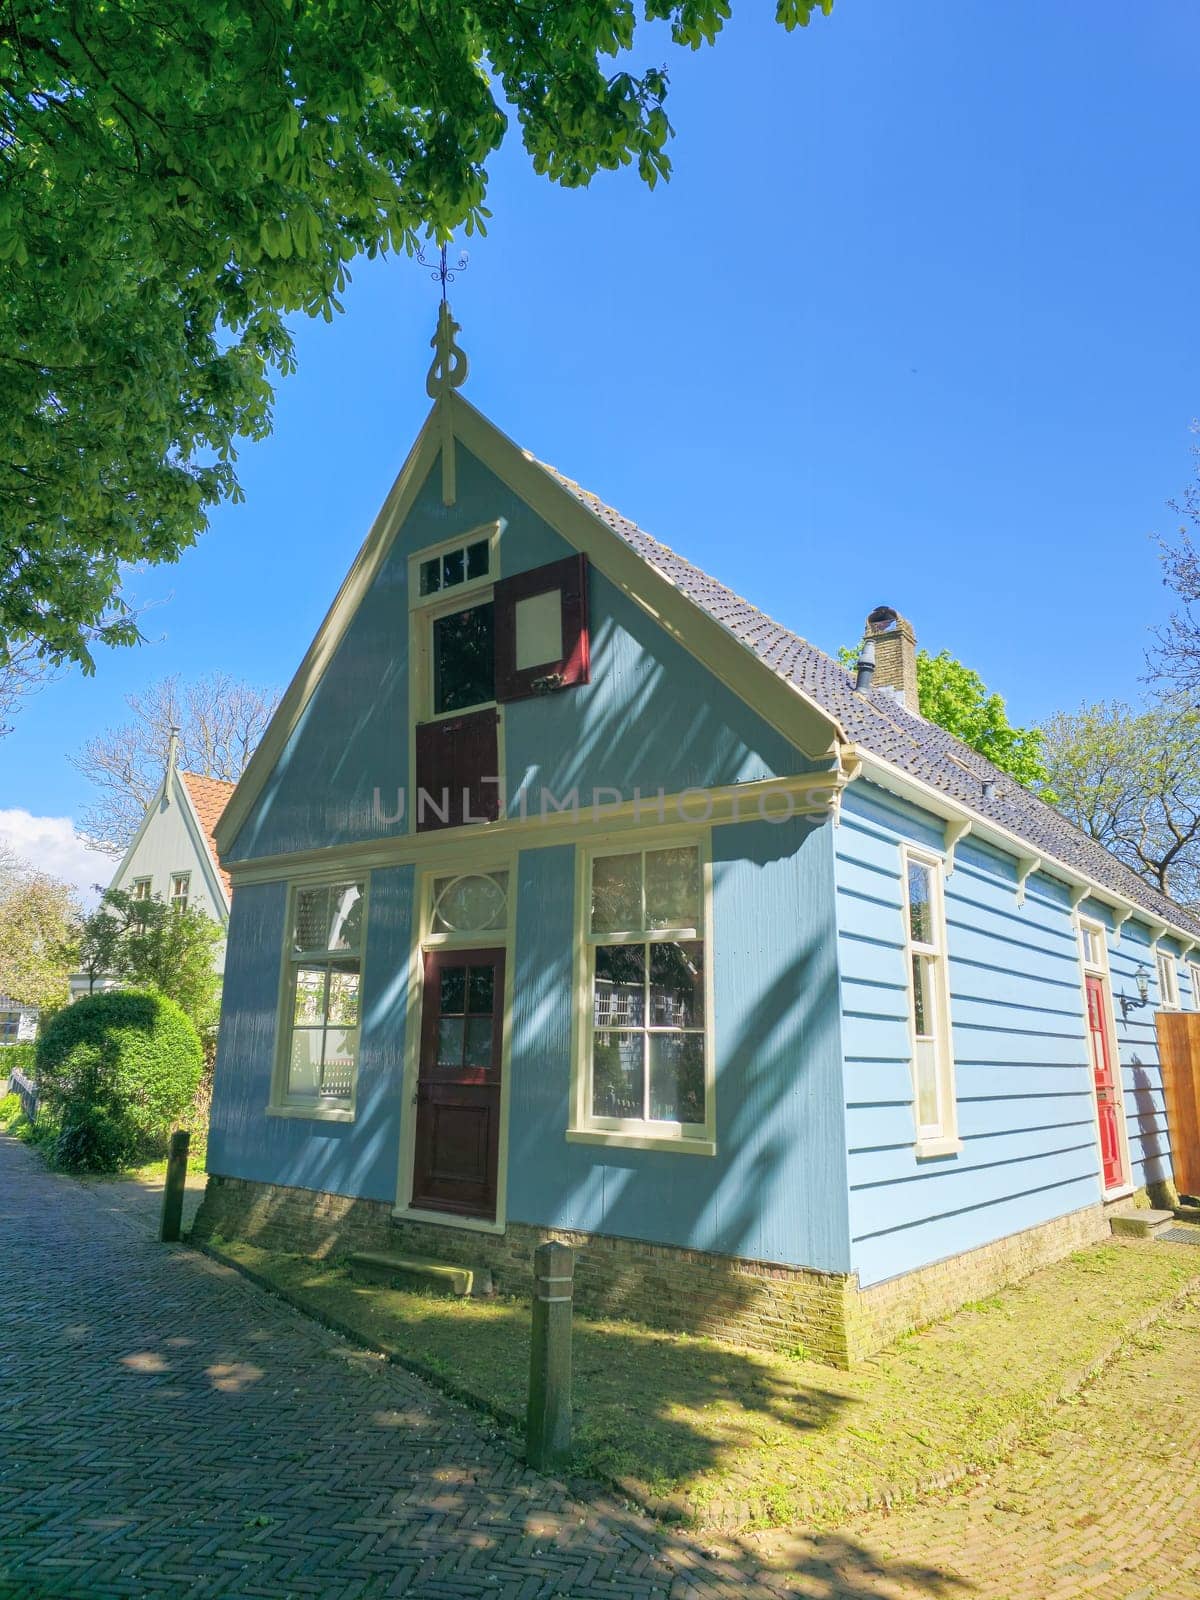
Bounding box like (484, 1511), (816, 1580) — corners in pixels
(739, 1291), (1200, 1600)
(0, 1135), (951, 1600)
(2, 1130), (1197, 1600)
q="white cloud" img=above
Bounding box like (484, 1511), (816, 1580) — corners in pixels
(0, 810), (115, 907)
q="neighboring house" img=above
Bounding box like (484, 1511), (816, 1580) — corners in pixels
(194, 317), (1197, 1367)
(71, 734), (234, 998)
(0, 998), (38, 1044)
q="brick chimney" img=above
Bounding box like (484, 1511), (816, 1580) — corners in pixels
(864, 606), (920, 714)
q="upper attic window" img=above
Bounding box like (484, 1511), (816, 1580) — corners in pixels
(419, 538), (490, 597)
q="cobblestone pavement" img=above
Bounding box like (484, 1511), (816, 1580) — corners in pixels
(743, 1291), (1200, 1599)
(4, 1133), (1197, 1600)
(0, 1136), (952, 1600)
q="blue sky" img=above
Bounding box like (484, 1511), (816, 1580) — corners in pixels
(3, 0), (1198, 886)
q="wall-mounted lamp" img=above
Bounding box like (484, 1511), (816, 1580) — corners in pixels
(1119, 963), (1152, 1020)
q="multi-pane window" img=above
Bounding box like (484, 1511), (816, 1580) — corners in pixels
(1190, 963), (1200, 1011)
(170, 872), (190, 913)
(584, 845), (708, 1135)
(1156, 949), (1180, 1010)
(419, 537), (490, 598)
(902, 849), (956, 1145)
(278, 881), (365, 1109)
(132, 877), (151, 900)
(0, 1012), (18, 1041)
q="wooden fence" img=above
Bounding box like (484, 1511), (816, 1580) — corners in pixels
(5, 1065), (38, 1122)
(1155, 1011), (1200, 1200)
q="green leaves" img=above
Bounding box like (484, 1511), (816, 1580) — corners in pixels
(0, 1), (834, 678)
(837, 640), (1050, 792)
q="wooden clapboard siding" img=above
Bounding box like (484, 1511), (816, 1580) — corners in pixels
(837, 782), (1103, 1288)
(226, 445), (818, 864)
(1155, 1011), (1200, 1196)
(207, 869), (415, 1204)
(504, 816), (851, 1273)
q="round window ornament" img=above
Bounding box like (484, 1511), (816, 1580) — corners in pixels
(432, 872), (508, 935)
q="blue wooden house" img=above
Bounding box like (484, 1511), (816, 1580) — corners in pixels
(196, 312), (1197, 1365)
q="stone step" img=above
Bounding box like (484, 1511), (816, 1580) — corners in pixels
(1109, 1208), (1178, 1240)
(346, 1250), (493, 1298)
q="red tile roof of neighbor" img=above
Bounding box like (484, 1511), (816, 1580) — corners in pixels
(179, 772), (235, 902)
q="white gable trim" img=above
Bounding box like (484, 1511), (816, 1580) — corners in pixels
(109, 770), (231, 922)
(107, 777), (168, 895)
(214, 393), (844, 860)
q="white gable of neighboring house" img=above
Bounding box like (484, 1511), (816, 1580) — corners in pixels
(71, 764), (234, 1000)
(111, 771), (230, 935)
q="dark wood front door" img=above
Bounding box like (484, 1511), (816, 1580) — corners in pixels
(1086, 974), (1125, 1192)
(412, 946), (505, 1219)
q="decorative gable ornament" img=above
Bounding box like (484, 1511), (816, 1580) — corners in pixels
(426, 300), (469, 508)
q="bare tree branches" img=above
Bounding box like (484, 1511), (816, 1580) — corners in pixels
(70, 672), (279, 853)
(1150, 422), (1200, 697)
(1042, 696), (1200, 908)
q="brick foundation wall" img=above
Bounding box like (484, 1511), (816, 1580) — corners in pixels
(192, 1175), (856, 1366)
(849, 1203), (1110, 1362)
(193, 1175), (1120, 1369)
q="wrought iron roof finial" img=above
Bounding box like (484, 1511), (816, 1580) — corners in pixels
(417, 241), (469, 304)
(420, 241), (469, 400)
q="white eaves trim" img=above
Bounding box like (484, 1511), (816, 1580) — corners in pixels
(215, 390), (847, 860)
(850, 745), (1199, 950)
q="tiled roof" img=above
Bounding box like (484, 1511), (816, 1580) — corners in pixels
(544, 465), (1200, 940)
(180, 772), (235, 902)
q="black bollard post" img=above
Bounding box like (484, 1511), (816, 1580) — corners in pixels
(526, 1240), (574, 1471)
(159, 1130), (190, 1242)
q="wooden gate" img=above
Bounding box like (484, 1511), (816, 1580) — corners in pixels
(1155, 1011), (1200, 1198)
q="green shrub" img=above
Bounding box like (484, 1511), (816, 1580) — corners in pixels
(35, 990), (203, 1172)
(0, 1041), (37, 1077)
(0, 1091), (20, 1126)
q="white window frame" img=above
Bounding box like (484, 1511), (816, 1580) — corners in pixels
(1156, 945), (1180, 1010)
(170, 871), (190, 913)
(409, 523), (499, 611)
(569, 831), (716, 1156)
(269, 875), (370, 1122)
(424, 868), (513, 948)
(1189, 962), (1200, 1011)
(131, 876), (152, 900)
(901, 844), (959, 1156)
(405, 526), (507, 834)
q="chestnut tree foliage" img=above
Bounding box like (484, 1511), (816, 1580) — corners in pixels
(1, 0), (833, 682)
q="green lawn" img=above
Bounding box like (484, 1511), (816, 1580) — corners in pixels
(202, 1231), (1200, 1532)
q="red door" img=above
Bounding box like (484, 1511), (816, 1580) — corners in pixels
(412, 947), (505, 1219)
(1085, 974), (1125, 1191)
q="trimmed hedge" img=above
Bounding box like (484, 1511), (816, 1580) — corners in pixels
(35, 990), (203, 1172)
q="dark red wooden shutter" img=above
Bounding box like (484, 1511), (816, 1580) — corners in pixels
(494, 554), (590, 703)
(414, 709), (500, 832)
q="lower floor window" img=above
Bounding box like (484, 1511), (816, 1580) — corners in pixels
(278, 881), (365, 1109)
(580, 843), (712, 1142)
(592, 940), (706, 1124)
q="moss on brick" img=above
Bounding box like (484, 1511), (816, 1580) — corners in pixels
(199, 1228), (1200, 1533)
